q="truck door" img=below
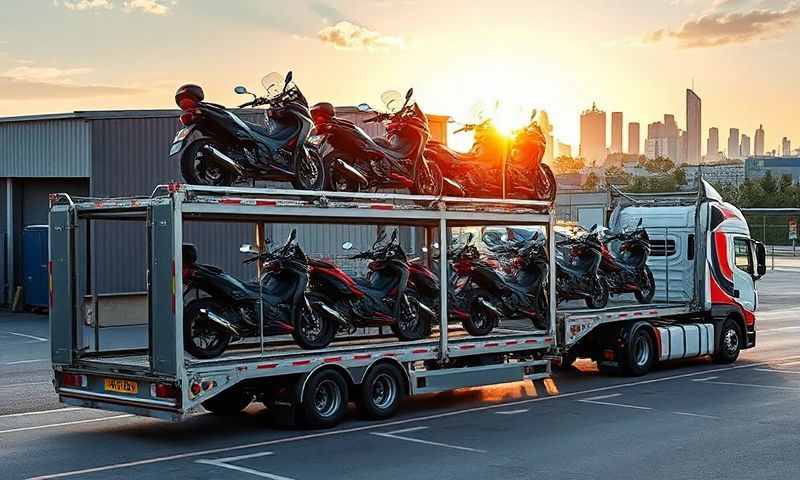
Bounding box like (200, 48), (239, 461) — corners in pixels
(732, 236), (756, 311)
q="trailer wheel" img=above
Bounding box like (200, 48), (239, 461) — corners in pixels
(357, 363), (406, 420)
(201, 387), (252, 415)
(713, 319), (741, 364)
(298, 369), (349, 429)
(623, 327), (655, 376)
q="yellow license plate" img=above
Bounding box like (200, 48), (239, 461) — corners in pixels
(104, 378), (138, 394)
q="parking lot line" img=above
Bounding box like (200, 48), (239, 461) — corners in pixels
(694, 379), (800, 391)
(577, 393), (653, 411)
(5, 359), (49, 365)
(5, 331), (47, 342)
(754, 368), (800, 374)
(494, 409), (529, 415)
(0, 381), (52, 390)
(26, 354), (800, 480)
(0, 415), (133, 435)
(371, 427), (487, 453)
(671, 411), (719, 420)
(691, 376), (719, 382)
(0, 407), (81, 419)
(196, 452), (294, 480)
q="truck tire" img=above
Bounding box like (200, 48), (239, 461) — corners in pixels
(297, 369), (349, 429)
(201, 387), (252, 415)
(357, 363), (406, 420)
(713, 318), (741, 364)
(623, 327), (655, 376)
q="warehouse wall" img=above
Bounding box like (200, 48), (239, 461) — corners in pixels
(0, 119), (91, 178)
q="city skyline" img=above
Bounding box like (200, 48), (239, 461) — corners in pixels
(1, 1), (799, 150)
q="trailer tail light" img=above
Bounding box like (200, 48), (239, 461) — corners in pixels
(62, 373), (87, 388)
(179, 111), (196, 126)
(151, 383), (178, 399)
(190, 381), (202, 396)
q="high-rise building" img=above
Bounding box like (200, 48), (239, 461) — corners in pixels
(728, 128), (740, 159)
(611, 112), (623, 153)
(628, 122), (640, 155)
(580, 103), (606, 165)
(754, 124), (765, 156)
(677, 130), (688, 165)
(783, 137), (792, 156)
(707, 127), (719, 162)
(686, 89), (701, 164)
(557, 142), (572, 158)
(645, 116), (680, 161)
(740, 134), (751, 157)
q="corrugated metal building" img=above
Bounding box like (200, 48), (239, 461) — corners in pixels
(0, 108), (449, 304)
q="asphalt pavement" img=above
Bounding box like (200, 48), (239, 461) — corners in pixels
(1, 266), (799, 480)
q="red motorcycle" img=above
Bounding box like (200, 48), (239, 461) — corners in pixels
(310, 89), (443, 195)
(425, 116), (556, 201)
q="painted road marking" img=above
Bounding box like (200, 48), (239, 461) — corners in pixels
(0, 408), (81, 419)
(5, 331), (47, 342)
(671, 411), (719, 420)
(371, 426), (487, 453)
(754, 368), (800, 374)
(694, 379), (800, 391)
(494, 409), (529, 415)
(0, 415), (133, 435)
(5, 359), (48, 365)
(196, 452), (294, 480)
(0, 381), (52, 390)
(691, 376), (719, 382)
(26, 354), (800, 480)
(577, 393), (653, 411)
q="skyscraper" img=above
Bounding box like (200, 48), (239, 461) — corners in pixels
(611, 112), (623, 154)
(663, 114), (680, 161)
(783, 137), (792, 156)
(728, 128), (740, 160)
(686, 89), (701, 164)
(754, 124), (765, 156)
(740, 134), (751, 157)
(580, 103), (606, 165)
(707, 127), (719, 162)
(628, 122), (640, 155)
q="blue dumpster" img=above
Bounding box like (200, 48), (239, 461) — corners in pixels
(23, 225), (49, 308)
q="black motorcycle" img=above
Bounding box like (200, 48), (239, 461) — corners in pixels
(308, 230), (434, 341)
(181, 229), (337, 359)
(170, 71), (324, 190)
(310, 89), (444, 195)
(599, 219), (655, 303)
(555, 225), (609, 309)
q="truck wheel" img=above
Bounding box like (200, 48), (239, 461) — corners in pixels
(713, 319), (741, 364)
(463, 289), (498, 336)
(357, 363), (406, 420)
(201, 387), (252, 415)
(634, 267), (656, 304)
(298, 369), (349, 429)
(623, 327), (655, 376)
(585, 276), (609, 309)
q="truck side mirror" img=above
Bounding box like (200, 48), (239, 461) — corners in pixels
(754, 240), (766, 278)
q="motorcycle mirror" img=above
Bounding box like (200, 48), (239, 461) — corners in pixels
(432, 242), (440, 249)
(637, 218), (643, 227)
(284, 71), (293, 92)
(356, 103), (371, 112)
(532, 231), (540, 240)
(390, 230), (398, 242)
(342, 241), (353, 250)
(288, 228), (297, 242)
(590, 224), (598, 232)
(405, 88), (413, 101)
(239, 244), (258, 254)
(234, 86), (248, 95)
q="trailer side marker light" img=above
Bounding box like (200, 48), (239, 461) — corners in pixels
(292, 360), (312, 366)
(354, 354), (372, 360)
(324, 357), (342, 363)
(602, 349), (615, 361)
(257, 363), (278, 369)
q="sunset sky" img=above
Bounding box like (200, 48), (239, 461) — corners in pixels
(1, 0), (799, 152)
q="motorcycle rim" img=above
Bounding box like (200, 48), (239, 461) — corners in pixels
(193, 147), (228, 185)
(190, 316), (225, 352)
(296, 153), (322, 190)
(397, 297), (421, 335)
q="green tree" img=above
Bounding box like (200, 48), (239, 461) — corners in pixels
(551, 155), (585, 175)
(760, 170), (777, 196)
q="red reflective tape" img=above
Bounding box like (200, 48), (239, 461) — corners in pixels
(370, 204), (394, 210)
(412, 349), (428, 354)
(324, 357), (342, 363)
(618, 313), (628, 318)
(254, 200), (277, 206)
(525, 339), (538, 344)
(634, 311), (642, 316)
(485, 342), (499, 347)
(220, 198), (241, 205)
(353, 354), (372, 360)
(257, 363), (278, 369)
(460, 344), (476, 350)
(649, 310), (658, 315)
(506, 340), (519, 345)
(383, 352), (397, 357)
(292, 360), (312, 366)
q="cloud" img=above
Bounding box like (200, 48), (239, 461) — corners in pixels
(55, 0), (172, 14)
(645, 1), (800, 48)
(0, 77), (143, 100)
(123, 0), (171, 15)
(317, 21), (404, 50)
(4, 66), (93, 83)
(309, 1), (343, 22)
(61, 0), (112, 11)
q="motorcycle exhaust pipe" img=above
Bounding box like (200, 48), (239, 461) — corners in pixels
(311, 301), (351, 327)
(203, 145), (244, 175)
(334, 159), (369, 187)
(199, 308), (240, 336)
(443, 177), (466, 197)
(413, 299), (437, 319)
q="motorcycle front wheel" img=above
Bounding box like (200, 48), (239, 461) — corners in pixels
(391, 294), (431, 341)
(411, 159), (443, 197)
(293, 293), (337, 349)
(183, 298), (233, 359)
(634, 266), (656, 304)
(180, 139), (236, 186)
(585, 275), (609, 309)
(291, 148), (325, 191)
(537, 163), (557, 202)
(464, 288), (498, 336)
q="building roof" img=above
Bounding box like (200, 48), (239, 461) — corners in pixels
(0, 109), (265, 123)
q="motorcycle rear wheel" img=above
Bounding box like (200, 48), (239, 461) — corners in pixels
(180, 139), (236, 186)
(464, 289), (498, 336)
(391, 295), (431, 341)
(292, 293), (337, 349)
(634, 266), (656, 304)
(585, 275), (609, 309)
(291, 148), (325, 191)
(183, 298), (233, 359)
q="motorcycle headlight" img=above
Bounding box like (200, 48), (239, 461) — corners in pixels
(307, 134), (326, 146)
